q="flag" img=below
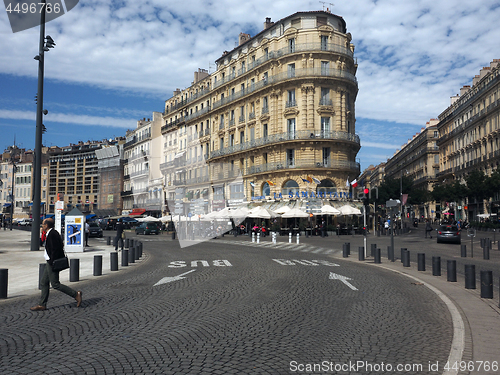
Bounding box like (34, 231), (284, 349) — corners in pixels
(402, 194), (408, 206)
(307, 176), (313, 183)
(350, 179), (358, 188)
(346, 177), (350, 188)
(312, 177), (321, 184)
(266, 180), (275, 186)
(250, 182), (255, 188)
(301, 178), (310, 183)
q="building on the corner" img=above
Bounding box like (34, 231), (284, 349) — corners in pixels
(436, 59), (500, 220)
(161, 10), (360, 214)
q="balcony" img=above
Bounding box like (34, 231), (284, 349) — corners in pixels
(285, 100), (297, 108)
(319, 98), (333, 106)
(248, 159), (360, 175)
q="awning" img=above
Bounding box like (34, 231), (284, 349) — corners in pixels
(28, 202), (46, 206)
(3, 203), (12, 207)
(129, 208), (146, 216)
(86, 214), (96, 220)
(174, 151), (186, 159)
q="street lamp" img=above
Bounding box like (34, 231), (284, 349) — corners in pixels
(30, 0), (54, 251)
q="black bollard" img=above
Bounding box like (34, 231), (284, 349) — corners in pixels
(107, 236), (111, 246)
(432, 256), (441, 276)
(342, 243), (348, 258)
(125, 238), (129, 248)
(400, 248), (407, 263)
(403, 250), (410, 267)
(122, 250), (129, 267)
(447, 260), (457, 282)
(135, 244), (140, 260)
(69, 259), (79, 282)
(418, 253), (425, 271)
(129, 239), (134, 248)
(172, 231), (176, 240)
(345, 243), (350, 256)
(110, 252), (118, 271)
(484, 243), (490, 260)
(388, 245), (395, 262)
(93, 255), (102, 276)
(374, 248), (381, 264)
(358, 246), (365, 261)
(461, 244), (467, 257)
(371, 243), (376, 257)
(129, 246), (135, 264)
(465, 265), (476, 289)
(480, 238), (485, 248)
(480, 271), (493, 298)
(0, 269), (7, 299)
(38, 263), (46, 289)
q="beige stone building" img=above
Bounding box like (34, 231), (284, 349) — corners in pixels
(161, 10), (359, 213)
(384, 120), (440, 218)
(437, 59), (500, 219)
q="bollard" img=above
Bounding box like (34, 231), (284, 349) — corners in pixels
(289, 233), (292, 244)
(172, 231), (176, 240)
(93, 255), (102, 276)
(130, 239), (134, 248)
(122, 250), (129, 267)
(461, 244), (467, 257)
(125, 238), (129, 248)
(69, 259), (80, 282)
(447, 260), (457, 282)
(129, 246), (136, 264)
(110, 252), (118, 271)
(403, 250), (410, 267)
(296, 233), (300, 244)
(371, 243), (376, 257)
(432, 256), (441, 276)
(0, 269), (7, 299)
(358, 246), (365, 261)
(388, 245), (394, 262)
(139, 242), (143, 258)
(465, 265), (476, 289)
(374, 248), (381, 264)
(252, 232), (255, 243)
(480, 271), (493, 299)
(257, 233), (260, 244)
(38, 263), (46, 290)
(342, 243), (349, 258)
(107, 236), (111, 245)
(346, 243), (350, 256)
(400, 248), (407, 263)
(480, 238), (485, 248)
(135, 245), (140, 260)
(417, 253), (425, 271)
(484, 243), (490, 260)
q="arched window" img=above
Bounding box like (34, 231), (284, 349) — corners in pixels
(316, 179), (337, 195)
(262, 182), (271, 197)
(282, 179), (299, 197)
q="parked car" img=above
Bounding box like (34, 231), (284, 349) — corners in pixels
(88, 222), (103, 237)
(135, 222), (160, 235)
(17, 218), (32, 226)
(437, 224), (461, 244)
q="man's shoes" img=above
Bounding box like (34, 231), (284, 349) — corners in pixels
(30, 305), (46, 311)
(75, 291), (83, 307)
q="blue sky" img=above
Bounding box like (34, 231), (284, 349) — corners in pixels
(1, 0), (500, 172)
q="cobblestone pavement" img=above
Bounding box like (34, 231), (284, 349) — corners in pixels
(0, 235), (454, 374)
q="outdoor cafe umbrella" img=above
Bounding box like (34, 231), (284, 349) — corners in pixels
(339, 205), (362, 216)
(320, 205), (341, 215)
(137, 216), (161, 222)
(280, 207), (310, 218)
(247, 206), (279, 219)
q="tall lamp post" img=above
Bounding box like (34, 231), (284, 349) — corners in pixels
(30, 1), (55, 251)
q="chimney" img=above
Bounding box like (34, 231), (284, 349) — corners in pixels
(239, 32), (251, 46)
(450, 94), (459, 105)
(173, 88), (181, 96)
(264, 17), (274, 30)
(460, 85), (470, 96)
(491, 59), (500, 69)
(194, 68), (209, 84)
(472, 74), (480, 86)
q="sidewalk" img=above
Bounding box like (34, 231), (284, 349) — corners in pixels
(0, 229), (131, 299)
(332, 250), (500, 375)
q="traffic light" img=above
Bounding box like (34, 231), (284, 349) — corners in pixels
(363, 188), (369, 207)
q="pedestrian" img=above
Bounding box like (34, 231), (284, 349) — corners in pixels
(30, 218), (82, 311)
(425, 220), (433, 238)
(85, 221), (90, 247)
(115, 218), (124, 251)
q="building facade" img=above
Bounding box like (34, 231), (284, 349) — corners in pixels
(437, 59), (500, 219)
(95, 142), (125, 217)
(161, 10), (359, 214)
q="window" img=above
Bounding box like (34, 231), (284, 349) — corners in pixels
(321, 35), (328, 50)
(287, 118), (296, 138)
(286, 149), (295, 167)
(321, 61), (329, 76)
(262, 96), (269, 113)
(230, 183), (244, 199)
(220, 137), (224, 150)
(250, 127), (255, 141)
(320, 88), (330, 105)
(263, 124), (268, 139)
(317, 16), (327, 26)
(263, 72), (268, 84)
(316, 179), (337, 195)
(229, 134), (235, 147)
(282, 179), (299, 197)
(322, 147), (330, 166)
(287, 90), (296, 107)
(321, 117), (330, 136)
(288, 63), (295, 78)
(289, 38), (295, 53)
(214, 186), (224, 201)
(240, 131), (245, 144)
(262, 182), (271, 197)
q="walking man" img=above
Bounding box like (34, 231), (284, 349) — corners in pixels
(114, 218), (124, 251)
(30, 218), (82, 311)
(425, 220), (433, 239)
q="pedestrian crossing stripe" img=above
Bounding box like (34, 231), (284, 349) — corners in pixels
(222, 240), (340, 256)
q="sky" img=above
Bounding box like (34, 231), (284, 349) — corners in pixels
(1, 0), (500, 173)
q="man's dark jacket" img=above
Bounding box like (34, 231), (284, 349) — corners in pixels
(45, 229), (65, 266)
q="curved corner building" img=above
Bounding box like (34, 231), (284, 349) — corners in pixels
(161, 10), (359, 212)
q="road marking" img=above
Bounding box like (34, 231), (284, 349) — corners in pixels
(154, 270), (196, 286)
(329, 272), (358, 291)
(167, 260), (233, 268)
(272, 259), (339, 267)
